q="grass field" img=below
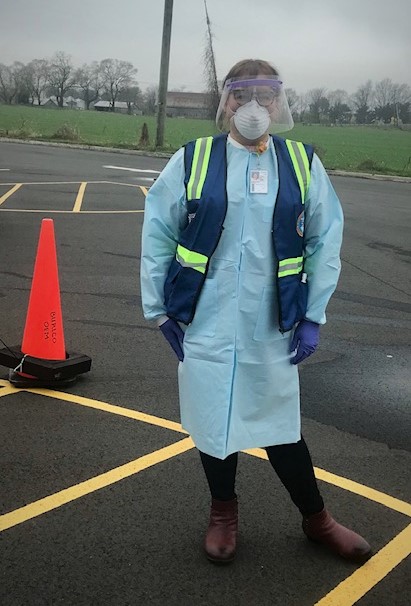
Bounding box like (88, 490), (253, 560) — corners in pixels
(0, 104), (410, 176)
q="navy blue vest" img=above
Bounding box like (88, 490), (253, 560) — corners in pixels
(164, 133), (313, 332)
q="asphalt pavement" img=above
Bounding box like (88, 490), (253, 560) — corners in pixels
(0, 140), (410, 606)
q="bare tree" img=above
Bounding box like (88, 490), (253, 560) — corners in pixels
(23, 59), (49, 105)
(47, 52), (74, 107)
(118, 85), (143, 114)
(74, 62), (101, 109)
(374, 78), (411, 108)
(143, 85), (158, 115)
(285, 88), (299, 119)
(351, 80), (374, 124)
(295, 93), (308, 122)
(1, 63), (13, 104)
(326, 89), (351, 124)
(0, 62), (25, 104)
(374, 78), (411, 124)
(352, 80), (373, 107)
(99, 58), (138, 111)
(374, 78), (396, 109)
(203, 0), (219, 120)
(392, 83), (411, 124)
(306, 87), (328, 122)
(327, 89), (348, 106)
(392, 83), (411, 106)
(14, 62), (28, 104)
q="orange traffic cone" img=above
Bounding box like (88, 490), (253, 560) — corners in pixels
(0, 218), (91, 387)
(22, 218), (66, 361)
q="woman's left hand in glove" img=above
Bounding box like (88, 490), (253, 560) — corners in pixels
(290, 319), (320, 365)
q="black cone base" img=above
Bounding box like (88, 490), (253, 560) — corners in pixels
(8, 369), (78, 389)
(0, 347), (91, 387)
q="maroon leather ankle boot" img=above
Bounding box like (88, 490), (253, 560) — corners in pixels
(302, 509), (372, 564)
(204, 497), (238, 563)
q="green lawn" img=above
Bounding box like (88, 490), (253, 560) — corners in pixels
(0, 104), (410, 176)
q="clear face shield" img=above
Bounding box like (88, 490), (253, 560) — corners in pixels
(216, 75), (294, 138)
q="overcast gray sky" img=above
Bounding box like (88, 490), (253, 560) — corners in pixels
(1, 0), (410, 94)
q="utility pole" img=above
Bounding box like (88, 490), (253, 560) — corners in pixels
(156, 0), (174, 148)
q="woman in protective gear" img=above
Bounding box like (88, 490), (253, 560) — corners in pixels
(140, 58), (371, 565)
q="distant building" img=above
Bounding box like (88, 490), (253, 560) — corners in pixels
(42, 97), (61, 108)
(165, 92), (210, 119)
(31, 96), (85, 109)
(93, 100), (142, 115)
(65, 96), (86, 110)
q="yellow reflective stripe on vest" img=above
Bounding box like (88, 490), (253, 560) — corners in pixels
(186, 136), (213, 200)
(278, 256), (303, 278)
(176, 244), (208, 274)
(285, 140), (311, 204)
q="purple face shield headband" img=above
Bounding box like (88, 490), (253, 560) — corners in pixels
(225, 78), (283, 90)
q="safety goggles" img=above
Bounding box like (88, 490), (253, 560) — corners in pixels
(226, 78), (283, 107)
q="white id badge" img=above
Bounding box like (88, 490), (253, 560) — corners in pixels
(250, 170), (268, 194)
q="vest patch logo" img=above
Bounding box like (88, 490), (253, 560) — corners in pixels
(296, 211), (304, 237)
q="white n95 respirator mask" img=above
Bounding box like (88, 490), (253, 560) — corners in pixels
(233, 100), (271, 140)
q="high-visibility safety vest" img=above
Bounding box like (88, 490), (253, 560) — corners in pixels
(164, 133), (313, 332)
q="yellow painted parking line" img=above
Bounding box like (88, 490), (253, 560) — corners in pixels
(0, 179), (147, 213)
(12, 390), (410, 516)
(315, 523), (411, 606)
(244, 448), (411, 517)
(72, 181), (87, 212)
(0, 181), (145, 188)
(0, 181), (107, 186)
(0, 209), (144, 214)
(314, 467), (411, 518)
(102, 180), (142, 188)
(0, 437), (194, 532)
(0, 385), (16, 397)
(1, 385), (410, 602)
(3, 387), (410, 516)
(0, 209), (78, 214)
(0, 379), (10, 387)
(24, 387), (187, 434)
(0, 183), (22, 206)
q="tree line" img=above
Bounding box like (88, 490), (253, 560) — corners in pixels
(1, 52), (410, 125)
(0, 52), (157, 114)
(285, 79), (411, 125)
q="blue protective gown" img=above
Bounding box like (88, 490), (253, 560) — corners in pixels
(141, 136), (343, 459)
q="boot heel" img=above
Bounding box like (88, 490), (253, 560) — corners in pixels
(204, 498), (238, 564)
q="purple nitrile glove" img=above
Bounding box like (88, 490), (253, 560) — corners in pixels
(159, 318), (184, 361)
(290, 319), (320, 365)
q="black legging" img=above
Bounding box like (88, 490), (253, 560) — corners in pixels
(199, 436), (324, 516)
